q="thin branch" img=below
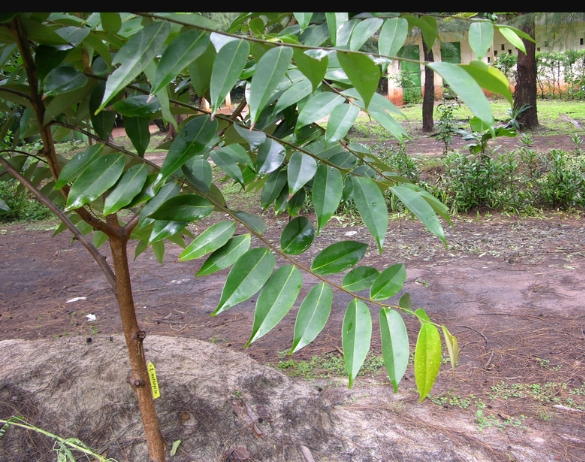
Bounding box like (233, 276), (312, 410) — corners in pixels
(0, 149), (48, 164)
(0, 155), (117, 291)
(0, 87), (33, 101)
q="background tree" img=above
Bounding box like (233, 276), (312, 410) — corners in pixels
(0, 12), (522, 461)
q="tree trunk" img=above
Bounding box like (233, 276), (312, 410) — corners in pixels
(107, 216), (167, 461)
(422, 40), (435, 133)
(514, 14), (539, 129)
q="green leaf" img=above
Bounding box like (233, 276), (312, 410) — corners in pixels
(390, 185), (445, 244)
(34, 45), (69, 83)
(248, 46), (294, 124)
(188, 40), (216, 99)
(246, 265), (302, 346)
(296, 93), (344, 131)
(151, 30), (209, 94)
(138, 181), (180, 228)
(93, 230), (108, 248)
(159, 115), (218, 182)
(197, 234), (251, 277)
(402, 14), (438, 50)
(97, 21), (171, 112)
(370, 263), (406, 301)
(469, 21), (493, 60)
(112, 95), (161, 117)
(293, 48), (328, 92)
(427, 62), (493, 126)
(293, 13), (313, 32)
(44, 64), (88, 97)
(287, 152), (317, 195)
(326, 13), (348, 46)
(337, 51), (379, 110)
(414, 322), (442, 401)
(210, 150), (244, 185)
(20, 18), (69, 46)
(123, 116), (151, 156)
(89, 81), (116, 140)
(399, 292), (412, 309)
(183, 157), (212, 193)
(65, 154), (125, 211)
(261, 169), (287, 210)
(148, 194), (213, 221)
(54, 144), (104, 190)
(151, 239), (165, 264)
(290, 283), (333, 354)
(280, 216), (315, 254)
(325, 104), (359, 147)
(287, 188), (305, 216)
(311, 241), (368, 276)
(313, 164), (343, 234)
(103, 164), (148, 215)
(349, 17), (382, 51)
(351, 176), (388, 253)
(233, 123), (266, 151)
(0, 198), (10, 214)
(256, 138), (285, 175)
(233, 211), (267, 235)
(380, 308), (409, 393)
(179, 221), (236, 262)
(100, 13), (121, 34)
(378, 18), (408, 57)
(210, 39), (250, 113)
(342, 266), (379, 292)
(149, 221), (186, 244)
(342, 298), (372, 388)
(460, 60), (513, 105)
(274, 77), (313, 113)
(497, 26), (527, 54)
(299, 23), (330, 47)
(213, 247), (275, 315)
(441, 325), (459, 371)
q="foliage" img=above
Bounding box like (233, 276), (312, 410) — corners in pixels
(435, 103), (459, 155)
(393, 70), (422, 104)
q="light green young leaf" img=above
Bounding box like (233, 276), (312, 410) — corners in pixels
(337, 51), (379, 110)
(497, 26), (527, 54)
(349, 17), (383, 51)
(469, 21), (493, 60)
(380, 307), (409, 393)
(311, 241), (368, 276)
(351, 175), (388, 253)
(103, 164), (148, 215)
(213, 247), (275, 315)
(460, 60), (513, 104)
(54, 144), (104, 190)
(287, 152), (317, 196)
(197, 234), (251, 277)
(342, 298), (372, 388)
(293, 48), (328, 92)
(325, 104), (359, 147)
(290, 283), (333, 354)
(210, 39), (250, 113)
(296, 93), (344, 131)
(370, 263), (407, 301)
(313, 164), (343, 233)
(93, 230), (108, 248)
(378, 18), (408, 58)
(65, 154), (125, 211)
(179, 221), (236, 262)
(246, 265), (302, 346)
(342, 266), (379, 292)
(415, 322), (442, 401)
(441, 325), (459, 371)
(280, 216), (315, 255)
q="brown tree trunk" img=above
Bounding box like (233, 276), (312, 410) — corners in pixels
(107, 215), (167, 461)
(422, 40), (435, 133)
(514, 14), (539, 129)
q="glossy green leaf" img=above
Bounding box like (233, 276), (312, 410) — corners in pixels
(415, 322), (442, 401)
(100, 13), (121, 34)
(233, 211), (267, 235)
(380, 307), (409, 393)
(293, 13), (312, 32)
(0, 199), (10, 214)
(469, 21), (493, 60)
(151, 240), (165, 264)
(138, 181), (180, 228)
(44, 64), (88, 97)
(43, 79), (96, 126)
(296, 93), (344, 131)
(188, 41), (216, 99)
(402, 14), (438, 50)
(97, 21), (171, 112)
(256, 138), (285, 175)
(54, 144), (104, 190)
(112, 95), (161, 117)
(351, 175), (388, 253)
(427, 62), (493, 126)
(20, 18), (69, 46)
(246, 265), (302, 346)
(460, 60), (513, 105)
(123, 116), (150, 156)
(280, 216), (315, 254)
(148, 194), (213, 221)
(370, 263), (406, 301)
(342, 298), (372, 388)
(337, 51), (379, 110)
(197, 234), (251, 277)
(378, 18), (408, 58)
(210, 39), (250, 113)
(233, 124), (266, 151)
(159, 115), (218, 181)
(149, 220), (187, 244)
(342, 266), (379, 292)
(287, 188), (305, 216)
(324, 103), (359, 147)
(34, 45), (69, 83)
(290, 283), (333, 354)
(313, 164), (343, 233)
(299, 23), (329, 47)
(349, 17), (382, 51)
(93, 230), (108, 249)
(248, 46), (294, 124)
(183, 157), (212, 193)
(213, 247), (275, 315)
(210, 150), (244, 185)
(152, 30), (209, 94)
(83, 32), (113, 70)
(325, 13), (348, 46)
(65, 154), (125, 211)
(390, 185), (445, 244)
(441, 325), (459, 371)
(293, 48), (328, 92)
(399, 292), (412, 309)
(311, 241), (368, 276)
(497, 26), (527, 54)
(89, 81), (116, 141)
(103, 164), (148, 215)
(287, 152), (317, 195)
(261, 169), (287, 210)
(274, 77), (313, 113)
(179, 221), (236, 262)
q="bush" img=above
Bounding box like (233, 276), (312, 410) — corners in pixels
(0, 179), (53, 222)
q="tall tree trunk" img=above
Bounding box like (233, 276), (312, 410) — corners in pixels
(422, 40), (435, 133)
(514, 14), (539, 129)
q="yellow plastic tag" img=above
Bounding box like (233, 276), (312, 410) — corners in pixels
(148, 361), (160, 399)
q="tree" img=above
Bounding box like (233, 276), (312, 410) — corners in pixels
(0, 12), (523, 461)
(422, 39), (435, 132)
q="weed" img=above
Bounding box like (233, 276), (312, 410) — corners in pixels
(274, 352), (384, 380)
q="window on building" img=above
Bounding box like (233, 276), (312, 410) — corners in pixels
(487, 57), (491, 63)
(494, 50), (498, 57)
(537, 47), (541, 52)
(501, 44), (505, 50)
(508, 49), (512, 55)
(581, 38), (584, 45)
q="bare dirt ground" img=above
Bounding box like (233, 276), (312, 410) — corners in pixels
(1, 130), (585, 461)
